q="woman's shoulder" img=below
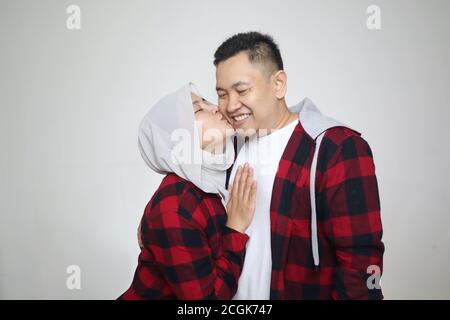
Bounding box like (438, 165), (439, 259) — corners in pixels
(160, 172), (207, 200)
(145, 173), (220, 222)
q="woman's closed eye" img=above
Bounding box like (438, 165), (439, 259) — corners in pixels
(194, 98), (212, 113)
(194, 104), (202, 113)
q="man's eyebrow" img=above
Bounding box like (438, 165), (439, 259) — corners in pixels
(232, 81), (251, 88)
(216, 81), (251, 91)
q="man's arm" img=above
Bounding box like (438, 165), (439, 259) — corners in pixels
(320, 131), (384, 300)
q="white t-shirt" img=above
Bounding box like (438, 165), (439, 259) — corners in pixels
(231, 119), (298, 300)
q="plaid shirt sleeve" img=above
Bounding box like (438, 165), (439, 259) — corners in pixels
(319, 130), (384, 300)
(144, 209), (249, 299)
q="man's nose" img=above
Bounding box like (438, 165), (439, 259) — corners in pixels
(226, 95), (241, 114)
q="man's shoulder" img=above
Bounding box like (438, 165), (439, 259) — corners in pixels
(291, 121), (369, 152)
(287, 124), (374, 173)
(323, 126), (364, 147)
(318, 127), (375, 172)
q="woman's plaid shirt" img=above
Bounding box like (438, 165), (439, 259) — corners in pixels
(119, 173), (249, 299)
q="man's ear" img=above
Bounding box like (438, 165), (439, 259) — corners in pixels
(272, 70), (287, 99)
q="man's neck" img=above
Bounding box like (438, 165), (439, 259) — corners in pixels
(262, 101), (298, 135)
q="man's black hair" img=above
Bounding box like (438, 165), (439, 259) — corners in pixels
(213, 31), (284, 74)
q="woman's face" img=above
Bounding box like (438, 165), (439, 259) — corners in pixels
(191, 93), (235, 152)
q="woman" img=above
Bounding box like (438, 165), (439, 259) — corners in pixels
(119, 83), (256, 299)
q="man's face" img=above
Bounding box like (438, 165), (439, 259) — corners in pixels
(215, 52), (279, 134)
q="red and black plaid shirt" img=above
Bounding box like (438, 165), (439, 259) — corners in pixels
(120, 120), (384, 300)
(118, 173), (249, 299)
(269, 122), (384, 299)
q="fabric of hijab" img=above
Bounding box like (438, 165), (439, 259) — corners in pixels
(138, 83), (235, 207)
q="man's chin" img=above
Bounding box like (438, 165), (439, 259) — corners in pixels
(234, 124), (258, 137)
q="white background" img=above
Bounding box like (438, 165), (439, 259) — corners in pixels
(1, 0), (449, 299)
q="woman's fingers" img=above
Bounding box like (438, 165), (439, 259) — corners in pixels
(243, 166), (254, 200)
(239, 163), (249, 199)
(226, 182), (233, 206)
(232, 165), (242, 201)
(225, 163), (257, 233)
(250, 181), (257, 202)
(249, 181), (257, 213)
(227, 182), (233, 195)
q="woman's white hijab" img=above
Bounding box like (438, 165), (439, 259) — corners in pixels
(138, 83), (235, 206)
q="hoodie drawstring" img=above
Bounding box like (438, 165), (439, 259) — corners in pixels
(310, 131), (326, 267)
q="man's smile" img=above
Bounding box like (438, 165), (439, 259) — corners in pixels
(230, 113), (252, 127)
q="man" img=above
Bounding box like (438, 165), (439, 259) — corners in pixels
(215, 31), (384, 299)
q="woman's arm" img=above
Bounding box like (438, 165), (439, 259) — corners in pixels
(145, 210), (249, 299)
(132, 164), (256, 299)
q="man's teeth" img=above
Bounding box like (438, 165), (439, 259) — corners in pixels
(233, 114), (251, 121)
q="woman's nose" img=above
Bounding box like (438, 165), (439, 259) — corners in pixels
(209, 106), (223, 120)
